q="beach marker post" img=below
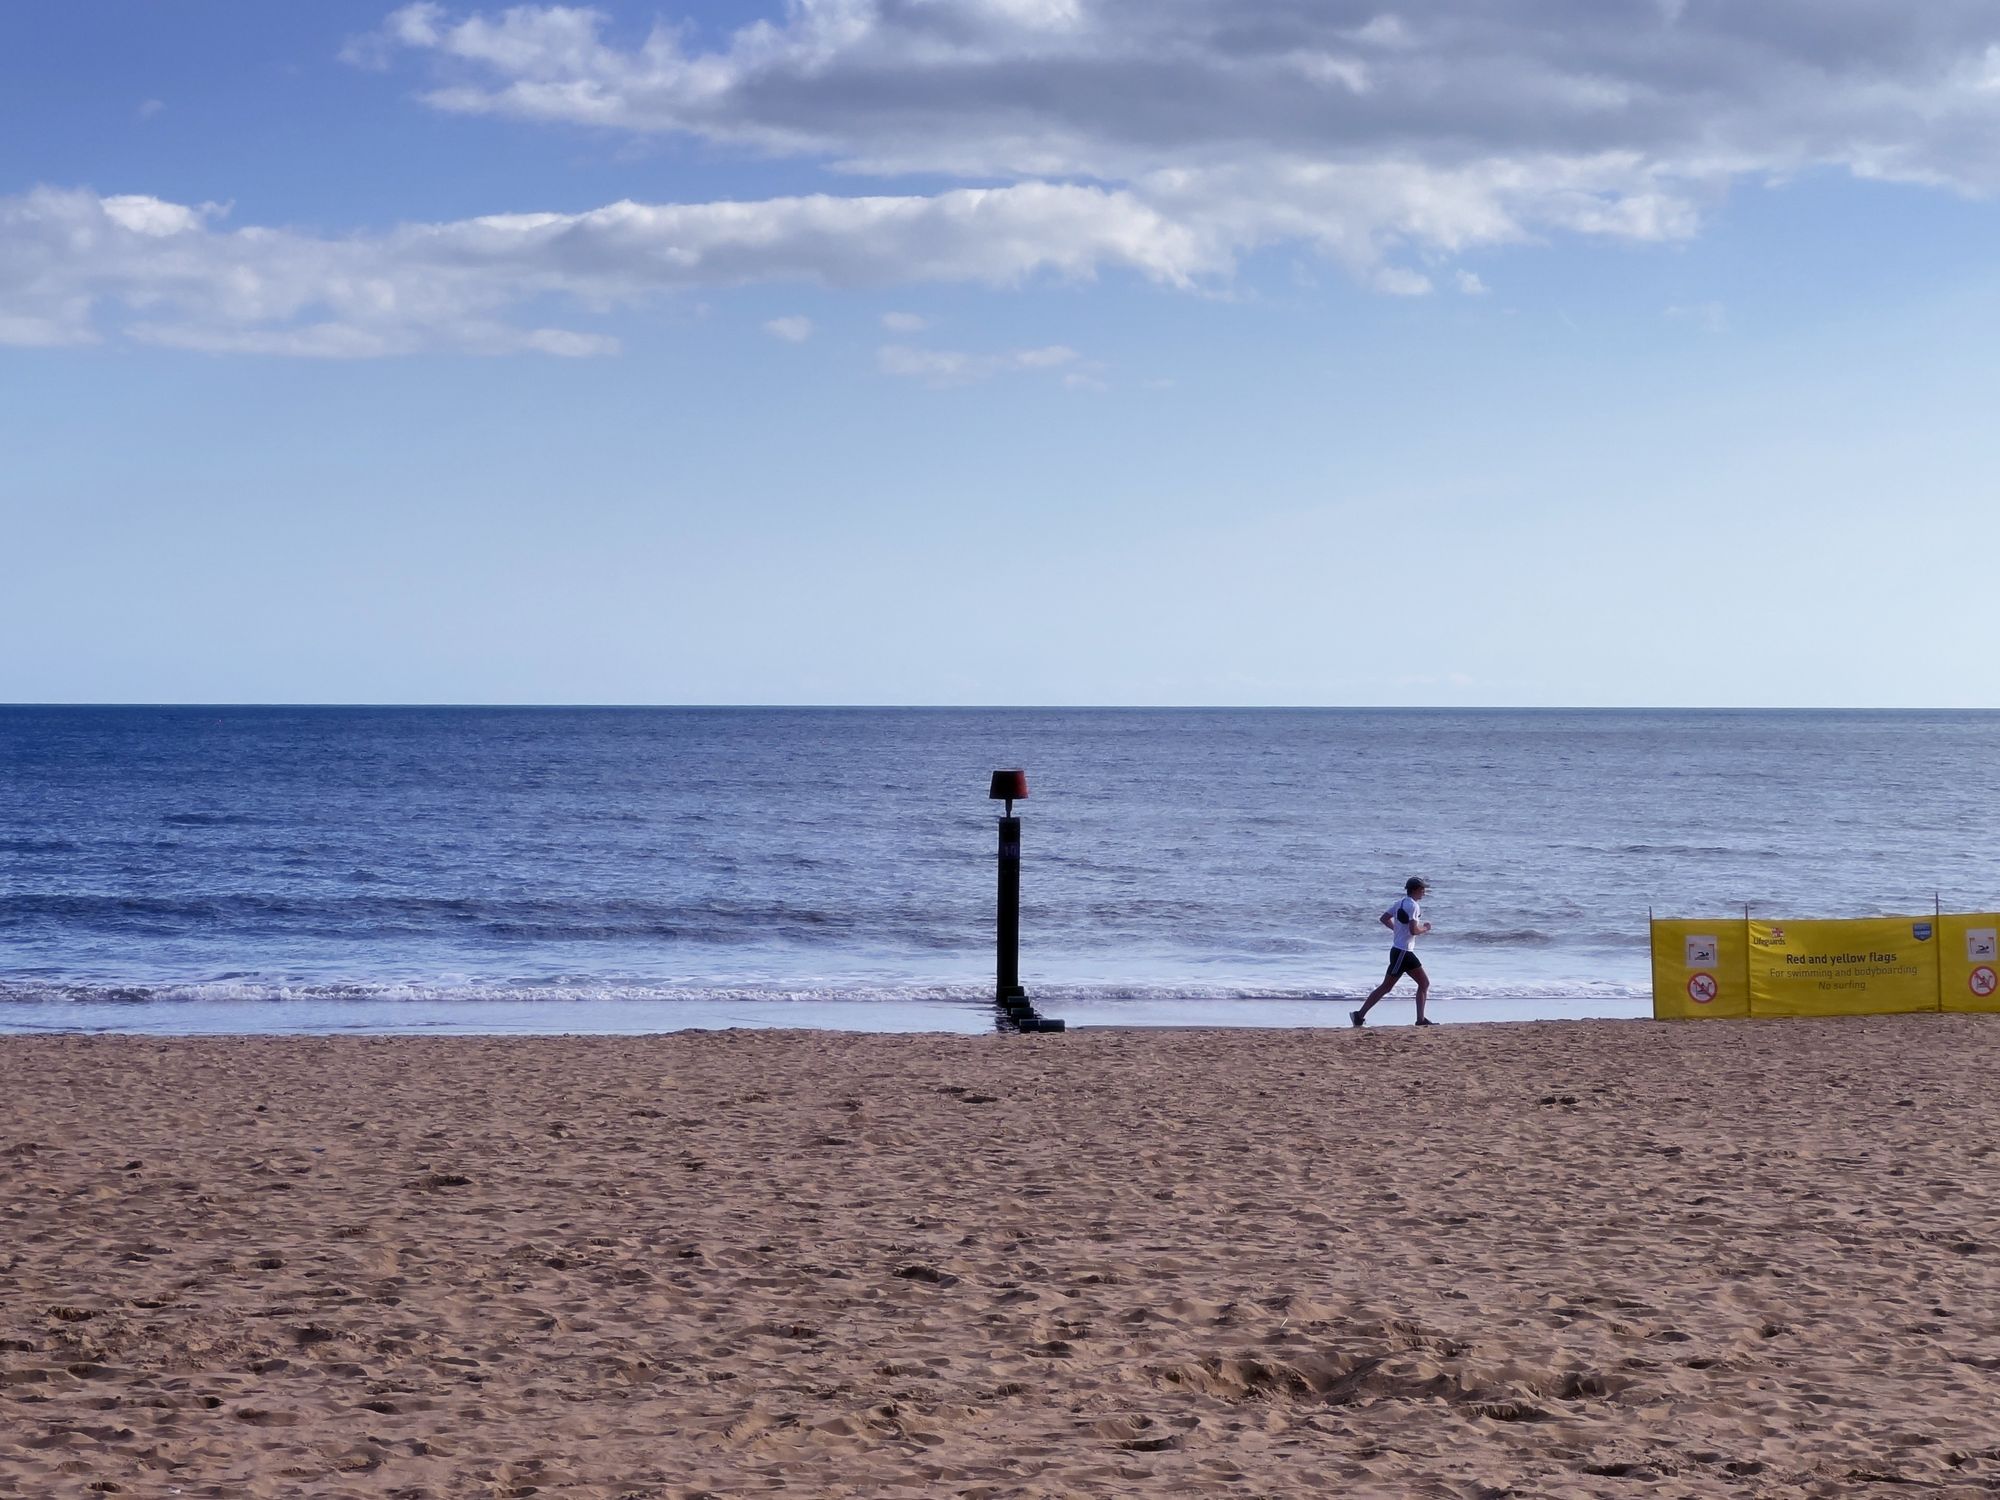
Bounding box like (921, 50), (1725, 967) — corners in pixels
(987, 770), (1062, 1032)
(990, 769), (1027, 1002)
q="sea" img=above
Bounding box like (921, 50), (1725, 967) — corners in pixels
(2, 707), (1994, 1035)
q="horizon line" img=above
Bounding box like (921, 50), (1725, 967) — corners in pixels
(5, 702), (1999, 714)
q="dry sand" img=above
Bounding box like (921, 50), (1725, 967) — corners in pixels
(4, 1018), (2000, 1498)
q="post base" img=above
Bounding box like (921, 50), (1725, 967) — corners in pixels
(995, 993), (1065, 1035)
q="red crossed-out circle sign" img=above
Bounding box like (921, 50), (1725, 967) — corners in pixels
(1687, 972), (1719, 1004)
(1970, 966), (1998, 998)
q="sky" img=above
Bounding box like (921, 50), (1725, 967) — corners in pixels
(7, 0), (2000, 707)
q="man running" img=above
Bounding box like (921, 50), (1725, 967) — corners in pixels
(1351, 876), (1433, 1027)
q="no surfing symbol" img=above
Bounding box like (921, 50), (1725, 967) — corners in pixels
(1687, 972), (1719, 1005)
(1971, 966), (1998, 999)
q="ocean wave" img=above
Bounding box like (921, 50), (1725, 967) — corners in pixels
(0, 838), (81, 855)
(0, 892), (934, 943)
(1613, 843), (1774, 859)
(0, 975), (1652, 1009)
(1, 895), (230, 925)
(1453, 928), (1556, 946)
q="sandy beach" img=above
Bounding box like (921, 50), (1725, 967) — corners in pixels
(5, 1018), (2000, 1497)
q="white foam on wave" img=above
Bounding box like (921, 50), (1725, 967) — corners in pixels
(0, 974), (1649, 1005)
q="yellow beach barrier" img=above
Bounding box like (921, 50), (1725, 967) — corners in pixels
(1649, 918), (1750, 1019)
(1941, 912), (2000, 1014)
(1650, 910), (2000, 1019)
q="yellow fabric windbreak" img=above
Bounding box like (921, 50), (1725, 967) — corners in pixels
(1650, 919), (1749, 1019)
(1939, 911), (2000, 1014)
(1745, 917), (1941, 1018)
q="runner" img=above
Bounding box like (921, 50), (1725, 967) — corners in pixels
(1351, 877), (1433, 1027)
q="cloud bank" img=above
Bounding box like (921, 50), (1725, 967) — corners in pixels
(367, 1), (2000, 189)
(0, 183), (1205, 355)
(14, 1), (2000, 356)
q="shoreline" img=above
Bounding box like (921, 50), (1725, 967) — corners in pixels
(6, 1020), (2000, 1494)
(0, 992), (1651, 1037)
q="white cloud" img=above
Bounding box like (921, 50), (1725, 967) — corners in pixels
(881, 310), (926, 331)
(29, 1), (2000, 359)
(1455, 270), (1488, 295)
(101, 194), (209, 236)
(137, 99), (165, 121)
(1665, 301), (1729, 333)
(877, 342), (1079, 385)
(0, 310), (87, 349)
(1370, 266), (1433, 297)
(361, 3), (2000, 222)
(1009, 345), (1080, 368)
(349, 0), (1942, 306)
(0, 184), (1213, 356)
(763, 314), (814, 341)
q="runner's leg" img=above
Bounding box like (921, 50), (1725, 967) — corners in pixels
(1355, 951), (1406, 1021)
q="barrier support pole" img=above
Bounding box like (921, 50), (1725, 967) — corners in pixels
(1647, 907), (1655, 1020)
(1743, 904), (1753, 1018)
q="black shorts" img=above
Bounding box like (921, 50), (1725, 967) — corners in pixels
(1383, 948), (1426, 985)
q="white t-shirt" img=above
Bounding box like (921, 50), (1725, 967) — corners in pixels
(1388, 896), (1422, 951)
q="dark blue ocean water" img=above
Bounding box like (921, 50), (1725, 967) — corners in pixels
(3, 707), (1996, 1032)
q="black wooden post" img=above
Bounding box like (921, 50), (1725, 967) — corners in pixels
(997, 811), (1023, 1001)
(989, 769), (1028, 1006)
(986, 769), (1059, 1032)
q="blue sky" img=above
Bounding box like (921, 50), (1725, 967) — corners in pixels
(7, 1), (2000, 705)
